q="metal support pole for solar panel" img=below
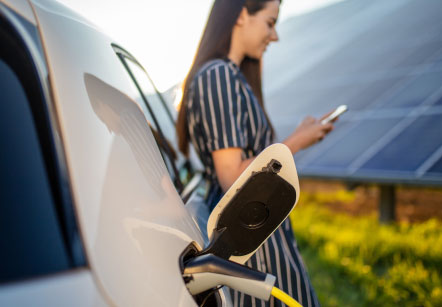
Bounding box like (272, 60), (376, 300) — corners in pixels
(379, 185), (396, 223)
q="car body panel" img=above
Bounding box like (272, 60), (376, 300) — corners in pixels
(0, 270), (107, 306)
(27, 0), (204, 305)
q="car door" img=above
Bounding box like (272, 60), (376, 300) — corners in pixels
(28, 0), (206, 306)
(0, 2), (106, 304)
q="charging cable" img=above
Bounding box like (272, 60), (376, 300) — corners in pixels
(183, 254), (303, 306)
(271, 286), (303, 307)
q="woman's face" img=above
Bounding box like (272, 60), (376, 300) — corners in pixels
(241, 0), (280, 59)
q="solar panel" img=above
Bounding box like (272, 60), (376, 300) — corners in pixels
(377, 71), (442, 108)
(428, 156), (442, 175)
(360, 115), (442, 172)
(263, 0), (442, 189)
(346, 78), (406, 111)
(307, 118), (402, 170)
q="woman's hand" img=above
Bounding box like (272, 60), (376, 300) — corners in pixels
(283, 112), (336, 154)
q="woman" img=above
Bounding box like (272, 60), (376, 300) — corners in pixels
(177, 0), (334, 306)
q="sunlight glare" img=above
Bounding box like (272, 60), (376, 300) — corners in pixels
(57, 0), (345, 92)
(173, 85), (184, 111)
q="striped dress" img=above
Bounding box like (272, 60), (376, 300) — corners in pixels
(187, 58), (320, 307)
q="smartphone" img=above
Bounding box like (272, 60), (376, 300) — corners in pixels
(321, 105), (348, 125)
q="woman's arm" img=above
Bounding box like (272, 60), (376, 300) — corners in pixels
(212, 112), (337, 192)
(212, 148), (254, 193)
(212, 117), (332, 192)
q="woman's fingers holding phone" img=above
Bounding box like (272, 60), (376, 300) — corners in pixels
(320, 109), (340, 124)
(284, 116), (334, 152)
(321, 105), (348, 124)
(322, 121), (334, 133)
(320, 110), (335, 120)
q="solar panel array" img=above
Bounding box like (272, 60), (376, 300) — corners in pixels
(263, 0), (442, 185)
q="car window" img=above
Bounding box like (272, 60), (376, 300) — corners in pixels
(0, 58), (71, 283)
(113, 47), (189, 191)
(125, 59), (176, 144)
(124, 58), (186, 182)
(113, 45), (206, 201)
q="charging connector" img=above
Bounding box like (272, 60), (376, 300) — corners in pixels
(183, 254), (275, 301)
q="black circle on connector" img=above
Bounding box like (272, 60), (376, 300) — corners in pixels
(239, 201), (269, 229)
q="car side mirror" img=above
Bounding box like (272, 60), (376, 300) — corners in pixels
(199, 143), (300, 264)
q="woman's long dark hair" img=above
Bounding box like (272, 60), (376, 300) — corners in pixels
(177, 0), (280, 155)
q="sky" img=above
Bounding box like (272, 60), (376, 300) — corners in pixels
(57, 0), (344, 91)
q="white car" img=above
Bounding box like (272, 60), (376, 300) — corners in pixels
(0, 1), (300, 306)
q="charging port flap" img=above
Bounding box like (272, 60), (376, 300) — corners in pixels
(205, 143), (300, 264)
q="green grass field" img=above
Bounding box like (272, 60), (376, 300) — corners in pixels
(290, 189), (442, 307)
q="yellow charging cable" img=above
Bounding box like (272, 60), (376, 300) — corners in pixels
(271, 287), (303, 307)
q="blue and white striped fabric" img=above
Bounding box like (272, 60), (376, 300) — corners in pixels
(187, 58), (273, 183)
(187, 58), (320, 307)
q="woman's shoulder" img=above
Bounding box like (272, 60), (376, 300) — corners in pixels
(194, 58), (239, 80)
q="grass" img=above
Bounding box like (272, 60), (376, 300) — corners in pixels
(290, 189), (442, 307)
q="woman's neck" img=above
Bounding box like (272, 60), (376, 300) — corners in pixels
(227, 51), (243, 67)
(228, 29), (245, 66)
